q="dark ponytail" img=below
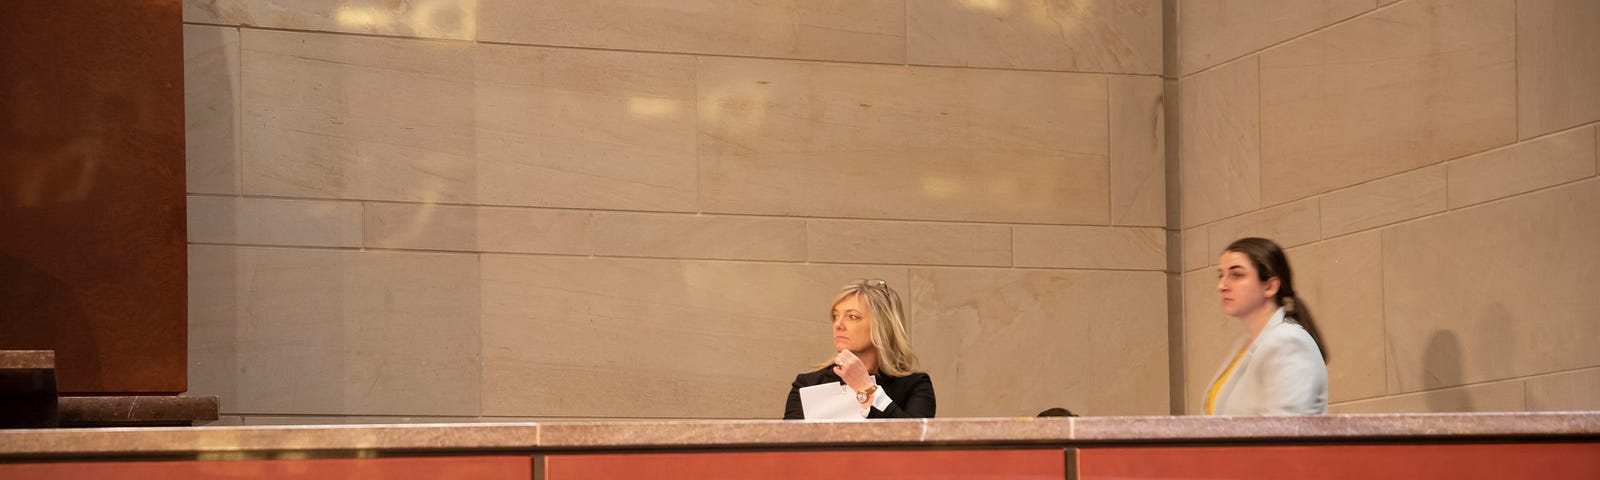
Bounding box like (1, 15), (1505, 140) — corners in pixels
(1224, 238), (1329, 362)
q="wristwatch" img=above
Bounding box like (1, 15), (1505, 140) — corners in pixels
(855, 384), (878, 404)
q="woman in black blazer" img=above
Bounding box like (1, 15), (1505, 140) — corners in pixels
(784, 279), (935, 419)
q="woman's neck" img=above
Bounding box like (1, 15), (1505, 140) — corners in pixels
(1240, 303), (1279, 344)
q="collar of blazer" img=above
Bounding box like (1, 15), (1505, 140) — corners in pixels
(1247, 307), (1292, 355)
(1206, 307), (1289, 390)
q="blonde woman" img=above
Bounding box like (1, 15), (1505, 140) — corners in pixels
(783, 279), (935, 419)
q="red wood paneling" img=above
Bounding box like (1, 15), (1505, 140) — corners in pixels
(546, 449), (1064, 480)
(1077, 442), (1600, 480)
(0, 0), (187, 393)
(0, 456), (531, 480)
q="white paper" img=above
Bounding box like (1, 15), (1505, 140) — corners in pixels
(798, 382), (865, 420)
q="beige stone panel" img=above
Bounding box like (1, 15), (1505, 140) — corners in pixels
(1013, 226), (1164, 270)
(1180, 57), (1260, 228)
(808, 220), (1010, 267)
(1259, 0), (1517, 205)
(1205, 198), (1321, 256)
(473, 44), (699, 212)
(184, 0), (477, 40)
(241, 30), (698, 211)
(1287, 232), (1385, 403)
(907, 0), (1161, 74)
(1110, 75), (1167, 226)
(592, 213), (805, 262)
(364, 203), (591, 255)
(480, 255), (905, 418)
(1525, 368), (1600, 411)
(1383, 179), (1600, 394)
(477, 0), (904, 64)
(910, 268), (1167, 417)
(1448, 125), (1597, 209)
(188, 245), (481, 415)
(1518, 0), (1600, 138)
(1177, 0), (1374, 76)
(188, 196), (363, 247)
(1089, 271), (1172, 416)
(184, 25), (240, 195)
(1328, 379), (1524, 413)
(1182, 226), (1210, 272)
(1182, 269), (1242, 414)
(699, 57), (1110, 225)
(1320, 165), (1448, 238)
(241, 29), (478, 202)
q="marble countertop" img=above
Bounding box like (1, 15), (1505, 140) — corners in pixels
(2, 412), (1596, 457)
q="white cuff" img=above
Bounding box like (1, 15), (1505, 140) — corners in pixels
(855, 378), (892, 417)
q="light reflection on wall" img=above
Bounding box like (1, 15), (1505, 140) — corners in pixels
(333, 1), (476, 39)
(628, 97), (680, 119)
(920, 175), (966, 199)
(388, 192), (445, 248)
(334, 7), (391, 30)
(407, 0), (476, 40)
(961, 0), (1010, 14)
(957, 0), (1082, 36)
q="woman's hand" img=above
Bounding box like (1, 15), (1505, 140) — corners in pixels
(832, 349), (873, 392)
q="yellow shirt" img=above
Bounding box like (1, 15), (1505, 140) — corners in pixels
(1206, 347), (1249, 415)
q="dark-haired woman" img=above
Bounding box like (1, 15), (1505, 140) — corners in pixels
(1206, 237), (1329, 416)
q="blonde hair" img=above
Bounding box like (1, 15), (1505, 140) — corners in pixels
(816, 279), (921, 377)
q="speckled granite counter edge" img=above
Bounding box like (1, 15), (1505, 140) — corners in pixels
(1, 412), (1595, 456)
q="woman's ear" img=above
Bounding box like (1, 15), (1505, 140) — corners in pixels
(1264, 277), (1281, 298)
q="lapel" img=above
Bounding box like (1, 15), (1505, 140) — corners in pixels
(1206, 337), (1247, 387)
(1210, 308), (1288, 413)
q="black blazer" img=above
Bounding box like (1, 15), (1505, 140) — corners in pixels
(783, 367), (935, 419)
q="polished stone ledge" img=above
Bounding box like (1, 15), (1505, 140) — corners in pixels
(1, 412), (1595, 457)
(0, 423), (545, 456)
(0, 350), (54, 369)
(58, 396), (220, 427)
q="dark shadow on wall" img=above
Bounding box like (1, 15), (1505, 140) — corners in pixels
(1421, 301), (1518, 413)
(1421, 330), (1464, 412)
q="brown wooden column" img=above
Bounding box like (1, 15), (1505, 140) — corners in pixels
(0, 0), (187, 394)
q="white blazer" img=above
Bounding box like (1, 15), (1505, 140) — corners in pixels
(1208, 308), (1328, 415)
